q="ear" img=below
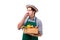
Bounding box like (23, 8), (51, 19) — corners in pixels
(33, 11), (35, 14)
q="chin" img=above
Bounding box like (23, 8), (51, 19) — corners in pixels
(29, 16), (33, 18)
(29, 15), (31, 17)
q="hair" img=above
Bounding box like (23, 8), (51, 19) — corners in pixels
(27, 7), (36, 14)
(31, 7), (36, 12)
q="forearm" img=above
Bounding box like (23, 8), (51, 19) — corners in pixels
(18, 13), (29, 30)
(29, 33), (42, 37)
(18, 16), (27, 30)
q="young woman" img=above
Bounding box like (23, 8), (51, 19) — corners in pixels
(18, 4), (42, 40)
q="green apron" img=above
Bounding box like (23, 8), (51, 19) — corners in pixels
(22, 17), (38, 40)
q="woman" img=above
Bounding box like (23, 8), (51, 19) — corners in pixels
(18, 4), (42, 40)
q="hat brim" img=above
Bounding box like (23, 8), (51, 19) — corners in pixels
(26, 5), (38, 12)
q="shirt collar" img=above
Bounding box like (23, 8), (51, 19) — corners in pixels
(28, 16), (36, 21)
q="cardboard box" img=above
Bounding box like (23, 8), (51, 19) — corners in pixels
(23, 27), (38, 34)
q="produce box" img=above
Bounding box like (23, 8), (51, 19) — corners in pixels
(22, 25), (38, 34)
(23, 27), (38, 34)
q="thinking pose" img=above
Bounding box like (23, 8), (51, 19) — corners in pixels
(18, 4), (42, 40)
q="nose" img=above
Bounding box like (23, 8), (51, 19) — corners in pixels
(27, 11), (29, 13)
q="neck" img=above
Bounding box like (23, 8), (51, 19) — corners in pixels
(30, 16), (35, 20)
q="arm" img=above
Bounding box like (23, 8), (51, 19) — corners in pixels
(29, 33), (41, 37)
(28, 27), (42, 37)
(17, 13), (29, 30)
(38, 20), (42, 36)
(32, 27), (42, 36)
(29, 20), (42, 37)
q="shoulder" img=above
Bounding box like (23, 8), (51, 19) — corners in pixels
(36, 17), (42, 24)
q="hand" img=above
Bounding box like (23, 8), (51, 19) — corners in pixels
(24, 13), (29, 18)
(35, 26), (38, 28)
(29, 34), (39, 37)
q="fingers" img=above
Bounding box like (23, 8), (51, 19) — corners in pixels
(24, 13), (29, 18)
(35, 26), (38, 28)
(28, 34), (38, 37)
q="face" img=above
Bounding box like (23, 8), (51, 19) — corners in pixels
(27, 7), (35, 17)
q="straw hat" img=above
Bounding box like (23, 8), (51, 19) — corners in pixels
(26, 4), (38, 12)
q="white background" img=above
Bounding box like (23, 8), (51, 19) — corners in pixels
(0, 0), (60, 40)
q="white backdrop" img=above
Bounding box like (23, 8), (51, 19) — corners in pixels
(0, 0), (60, 40)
